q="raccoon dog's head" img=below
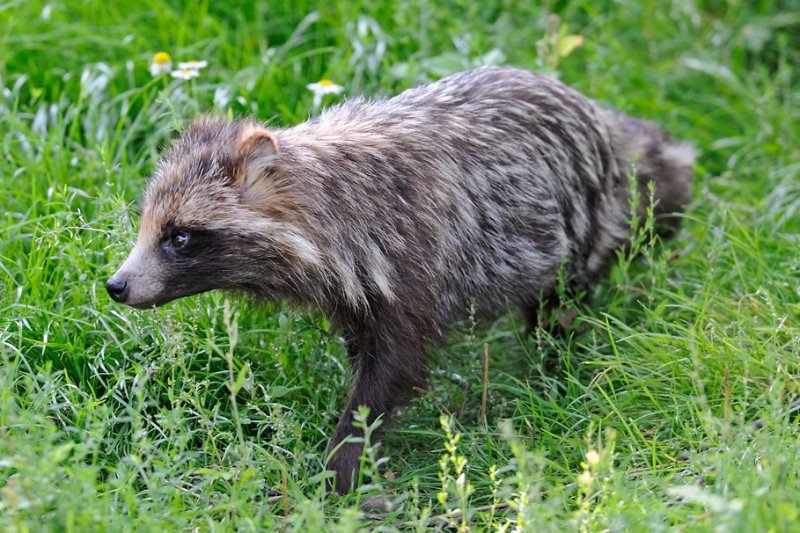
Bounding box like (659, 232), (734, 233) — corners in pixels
(107, 117), (320, 308)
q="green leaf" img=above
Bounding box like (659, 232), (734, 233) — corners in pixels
(558, 34), (584, 58)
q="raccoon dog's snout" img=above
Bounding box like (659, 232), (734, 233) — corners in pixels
(105, 278), (129, 303)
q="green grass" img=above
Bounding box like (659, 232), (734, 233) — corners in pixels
(1, 0), (799, 530)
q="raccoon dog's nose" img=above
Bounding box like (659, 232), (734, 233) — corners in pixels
(106, 278), (129, 303)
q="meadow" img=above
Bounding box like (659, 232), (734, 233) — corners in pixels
(1, 0), (799, 530)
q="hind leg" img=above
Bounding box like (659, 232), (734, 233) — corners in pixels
(612, 113), (694, 238)
(524, 291), (582, 337)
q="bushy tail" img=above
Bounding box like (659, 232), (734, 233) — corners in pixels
(608, 112), (695, 238)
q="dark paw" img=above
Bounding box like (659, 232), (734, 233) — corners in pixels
(325, 441), (363, 494)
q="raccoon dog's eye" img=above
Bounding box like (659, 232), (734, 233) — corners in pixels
(170, 231), (190, 249)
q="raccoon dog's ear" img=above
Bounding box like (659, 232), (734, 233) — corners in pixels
(236, 123), (279, 162)
(234, 123), (280, 207)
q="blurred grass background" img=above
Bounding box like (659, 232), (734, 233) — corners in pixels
(0, 0), (799, 530)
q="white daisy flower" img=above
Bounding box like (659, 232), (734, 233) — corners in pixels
(170, 68), (200, 80)
(178, 60), (208, 70)
(307, 79), (344, 111)
(213, 87), (231, 109)
(149, 51), (172, 76)
(307, 79), (344, 96)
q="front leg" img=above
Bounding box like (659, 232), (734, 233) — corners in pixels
(326, 324), (428, 494)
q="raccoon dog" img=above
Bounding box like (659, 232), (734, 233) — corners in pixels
(107, 66), (694, 493)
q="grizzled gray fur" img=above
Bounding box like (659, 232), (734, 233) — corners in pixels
(107, 66), (694, 493)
